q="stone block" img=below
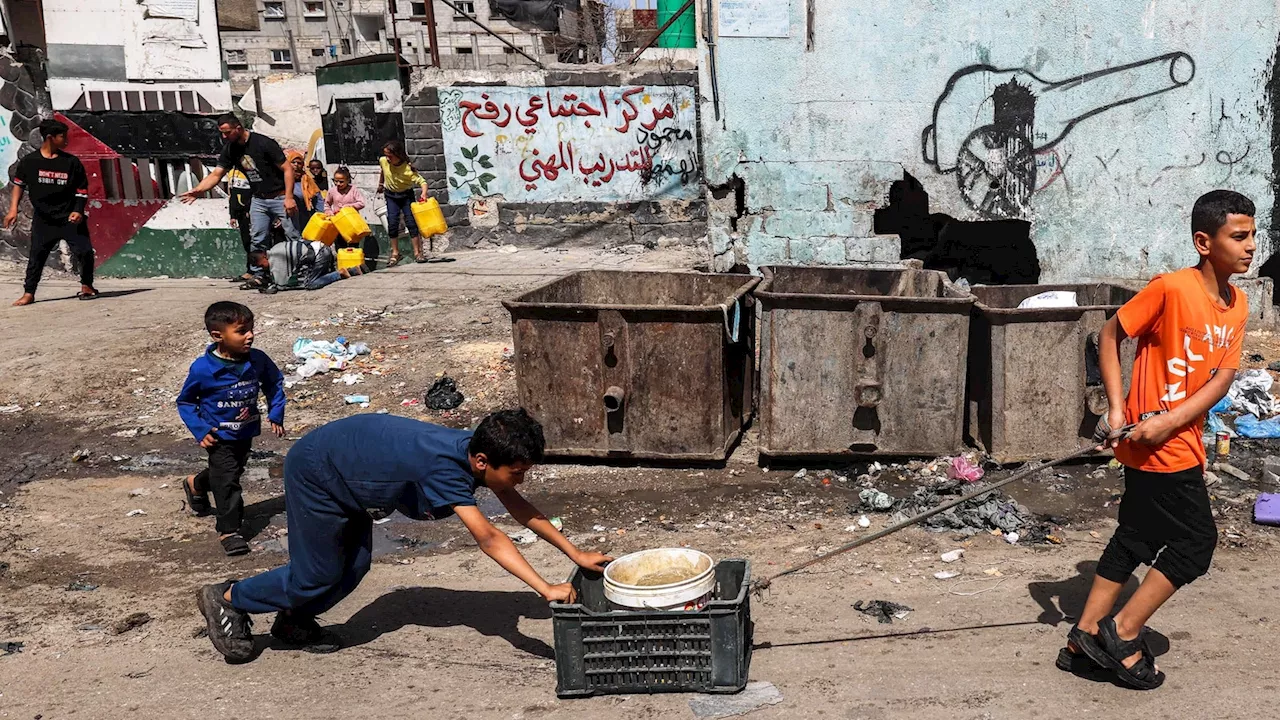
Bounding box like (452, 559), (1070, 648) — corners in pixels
(627, 70), (697, 86)
(407, 138), (444, 156)
(403, 106), (441, 125)
(405, 86), (438, 107)
(763, 209), (865, 239)
(845, 236), (903, 263)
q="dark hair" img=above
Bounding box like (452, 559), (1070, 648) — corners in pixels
(1192, 190), (1255, 236)
(216, 113), (242, 129)
(247, 249), (268, 266)
(38, 118), (68, 139)
(382, 140), (408, 163)
(204, 301), (254, 333)
(469, 408), (545, 467)
(334, 165), (351, 179)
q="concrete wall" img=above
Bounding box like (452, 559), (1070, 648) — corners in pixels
(700, 0), (1276, 281)
(403, 63), (706, 249)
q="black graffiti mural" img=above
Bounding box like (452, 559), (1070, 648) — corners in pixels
(922, 52), (1195, 219)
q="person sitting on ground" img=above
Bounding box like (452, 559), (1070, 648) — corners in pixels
(177, 301), (286, 557)
(5, 118), (96, 305)
(249, 237), (362, 293)
(195, 409), (612, 661)
(1063, 189), (1254, 690)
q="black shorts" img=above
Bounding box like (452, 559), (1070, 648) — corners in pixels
(1095, 465), (1216, 588)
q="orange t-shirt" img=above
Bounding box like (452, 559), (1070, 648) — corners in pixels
(1114, 267), (1248, 472)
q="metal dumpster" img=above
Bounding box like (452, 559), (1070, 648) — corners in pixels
(756, 266), (973, 458)
(968, 283), (1137, 463)
(503, 270), (759, 461)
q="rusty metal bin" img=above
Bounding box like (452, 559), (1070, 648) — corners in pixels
(756, 266), (973, 458)
(968, 284), (1137, 463)
(502, 270), (759, 461)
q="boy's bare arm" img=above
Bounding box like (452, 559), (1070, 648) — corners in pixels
(494, 487), (611, 571)
(1129, 367), (1234, 447)
(1097, 315), (1129, 447)
(454, 504), (575, 601)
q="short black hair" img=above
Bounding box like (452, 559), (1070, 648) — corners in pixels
(204, 301), (254, 333)
(216, 113), (242, 128)
(247, 249), (268, 266)
(469, 408), (545, 468)
(39, 118), (68, 139)
(334, 165), (351, 178)
(1192, 189), (1255, 236)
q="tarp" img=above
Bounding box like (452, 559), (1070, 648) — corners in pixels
(488, 0), (581, 33)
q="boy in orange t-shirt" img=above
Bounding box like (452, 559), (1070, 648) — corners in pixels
(1061, 190), (1255, 690)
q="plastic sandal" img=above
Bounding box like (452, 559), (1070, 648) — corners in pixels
(1079, 616), (1165, 690)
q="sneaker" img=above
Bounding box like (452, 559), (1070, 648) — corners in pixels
(220, 534), (250, 556)
(196, 582), (255, 661)
(271, 613), (340, 653)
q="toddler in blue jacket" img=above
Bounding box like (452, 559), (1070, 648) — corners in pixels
(177, 301), (286, 556)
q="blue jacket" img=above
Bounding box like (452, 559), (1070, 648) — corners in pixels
(177, 346), (286, 442)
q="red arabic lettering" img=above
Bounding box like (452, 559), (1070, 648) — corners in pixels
(613, 87), (645, 134)
(640, 103), (675, 131)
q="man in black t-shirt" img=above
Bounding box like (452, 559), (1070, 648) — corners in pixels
(4, 118), (97, 306)
(181, 114), (302, 284)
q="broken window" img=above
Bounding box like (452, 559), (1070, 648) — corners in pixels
(454, 0), (475, 18)
(410, 1), (426, 15)
(311, 47), (326, 56)
(225, 49), (247, 67)
(353, 13), (385, 41)
(263, 1), (285, 20)
(455, 46), (473, 54)
(340, 38), (351, 54)
(271, 48), (293, 66)
(303, 1), (326, 16)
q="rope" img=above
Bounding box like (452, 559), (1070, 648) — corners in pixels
(750, 435), (1129, 594)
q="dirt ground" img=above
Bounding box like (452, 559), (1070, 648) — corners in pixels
(1, 250), (1279, 719)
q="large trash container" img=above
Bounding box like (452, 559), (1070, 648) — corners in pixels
(968, 284), (1137, 463)
(756, 266), (973, 458)
(503, 270), (759, 461)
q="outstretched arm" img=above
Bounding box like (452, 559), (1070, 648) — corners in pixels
(493, 486), (611, 571)
(454, 504), (577, 602)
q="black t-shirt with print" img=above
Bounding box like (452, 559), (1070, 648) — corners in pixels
(217, 132), (287, 197)
(12, 150), (88, 225)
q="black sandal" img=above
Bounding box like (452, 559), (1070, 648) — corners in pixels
(76, 289), (99, 300)
(221, 534), (250, 557)
(1079, 616), (1165, 690)
(183, 476), (213, 516)
(1056, 626), (1101, 672)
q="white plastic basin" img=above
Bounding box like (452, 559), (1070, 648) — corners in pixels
(603, 548), (716, 610)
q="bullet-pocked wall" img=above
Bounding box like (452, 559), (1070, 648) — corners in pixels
(700, 1), (1276, 282)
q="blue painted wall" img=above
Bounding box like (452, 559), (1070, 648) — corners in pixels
(700, 0), (1275, 281)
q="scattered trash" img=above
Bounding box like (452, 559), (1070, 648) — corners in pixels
(688, 681), (784, 719)
(66, 580), (98, 592)
(424, 376), (464, 410)
(192, 626), (209, 639)
(336, 372), (364, 386)
(1227, 369), (1275, 418)
(373, 517), (392, 525)
(946, 455), (984, 483)
(71, 448), (91, 463)
(1, 640), (22, 655)
(1213, 462), (1251, 482)
(0, 405), (22, 414)
(1017, 290), (1078, 309)
(1263, 456), (1280, 484)
(858, 489), (894, 511)
(1004, 532), (1021, 544)
(112, 612), (152, 635)
(550, 517), (564, 531)
(292, 337), (371, 374)
(125, 509), (146, 517)
(853, 599), (913, 624)
(498, 245), (520, 254)
(793, 468), (808, 479)
(940, 549), (965, 563)
(1255, 494), (1280, 526)
(112, 429), (140, 438)
(400, 398), (420, 406)
(857, 514), (871, 528)
(1089, 531), (1101, 538)
(1269, 360), (1280, 372)
(1234, 414), (1280, 439)
(507, 528), (538, 544)
(343, 395), (370, 406)
(933, 570), (960, 580)
(983, 568), (1003, 577)
(128, 488), (148, 498)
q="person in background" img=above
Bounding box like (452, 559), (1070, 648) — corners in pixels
(249, 238), (362, 293)
(225, 168), (255, 282)
(287, 151), (324, 235)
(376, 140), (434, 265)
(308, 158), (329, 194)
(4, 118), (96, 305)
(180, 114), (302, 285)
(324, 166), (366, 216)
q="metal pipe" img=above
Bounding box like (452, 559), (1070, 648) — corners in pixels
(704, 0), (720, 121)
(625, 0), (694, 65)
(423, 0), (440, 67)
(435, 0), (545, 68)
(603, 386), (625, 413)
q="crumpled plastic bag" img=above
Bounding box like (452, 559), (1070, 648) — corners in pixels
(946, 455), (984, 482)
(859, 488), (894, 511)
(292, 337), (371, 375)
(1017, 290), (1078, 309)
(1235, 413), (1280, 439)
(1228, 368), (1275, 418)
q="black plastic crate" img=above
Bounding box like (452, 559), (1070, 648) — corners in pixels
(550, 560), (752, 698)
